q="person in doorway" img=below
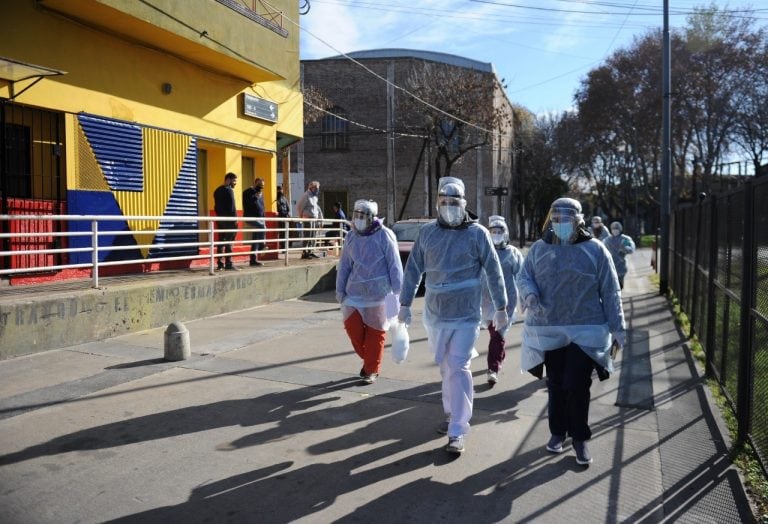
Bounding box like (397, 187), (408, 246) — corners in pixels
(481, 215), (524, 386)
(336, 199), (403, 385)
(275, 185), (291, 250)
(326, 202), (351, 242)
(243, 177), (266, 267)
(213, 172), (239, 271)
(603, 221), (636, 289)
(296, 181), (323, 259)
(398, 177), (508, 455)
(589, 216), (609, 241)
(518, 197), (626, 466)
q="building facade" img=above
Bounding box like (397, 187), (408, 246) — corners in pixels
(0, 0), (302, 275)
(301, 49), (515, 225)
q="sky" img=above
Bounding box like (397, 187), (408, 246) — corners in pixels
(298, 0), (768, 116)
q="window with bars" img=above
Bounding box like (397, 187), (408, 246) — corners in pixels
(321, 107), (349, 151)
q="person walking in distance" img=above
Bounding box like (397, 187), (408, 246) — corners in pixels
(589, 216), (609, 241)
(213, 172), (239, 271)
(481, 215), (524, 386)
(336, 200), (403, 384)
(296, 181), (323, 259)
(243, 177), (266, 267)
(603, 221), (636, 289)
(518, 197), (626, 466)
(398, 177), (508, 455)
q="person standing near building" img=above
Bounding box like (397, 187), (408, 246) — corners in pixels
(336, 200), (403, 384)
(398, 177), (508, 455)
(481, 215), (524, 386)
(275, 185), (291, 249)
(243, 177), (266, 267)
(518, 197), (626, 466)
(296, 180), (323, 259)
(589, 216), (609, 241)
(603, 221), (636, 289)
(213, 172), (239, 271)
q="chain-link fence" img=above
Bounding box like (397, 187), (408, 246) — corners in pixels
(669, 175), (768, 475)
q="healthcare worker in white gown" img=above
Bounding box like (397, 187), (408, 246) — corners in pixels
(398, 177), (508, 455)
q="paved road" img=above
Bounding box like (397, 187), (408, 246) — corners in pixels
(0, 249), (756, 523)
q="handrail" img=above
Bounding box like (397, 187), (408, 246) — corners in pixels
(0, 214), (348, 287)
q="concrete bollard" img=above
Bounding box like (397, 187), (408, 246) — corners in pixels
(164, 321), (190, 361)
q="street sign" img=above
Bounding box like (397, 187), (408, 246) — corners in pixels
(484, 186), (509, 196)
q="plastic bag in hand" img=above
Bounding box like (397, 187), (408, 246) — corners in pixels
(390, 321), (410, 364)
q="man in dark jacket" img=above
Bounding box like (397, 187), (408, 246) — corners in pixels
(213, 172), (238, 270)
(243, 177), (266, 267)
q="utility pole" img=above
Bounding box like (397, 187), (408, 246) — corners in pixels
(660, 0), (671, 295)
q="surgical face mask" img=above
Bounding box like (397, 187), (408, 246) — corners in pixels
(310, 189), (319, 196)
(353, 218), (369, 232)
(491, 233), (505, 246)
(438, 205), (464, 226)
(552, 222), (574, 241)
(611, 228), (621, 236)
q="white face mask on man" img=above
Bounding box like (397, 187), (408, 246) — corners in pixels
(438, 205), (464, 226)
(611, 228), (621, 236)
(354, 218), (369, 232)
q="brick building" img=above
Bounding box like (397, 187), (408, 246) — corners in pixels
(300, 49), (515, 225)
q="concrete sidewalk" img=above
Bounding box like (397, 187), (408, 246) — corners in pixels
(0, 248), (756, 523)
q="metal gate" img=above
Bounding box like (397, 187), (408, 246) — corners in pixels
(0, 100), (66, 272)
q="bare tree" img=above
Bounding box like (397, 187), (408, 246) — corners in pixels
(397, 63), (512, 180)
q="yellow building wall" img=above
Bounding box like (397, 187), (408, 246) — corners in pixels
(1, 0), (303, 215)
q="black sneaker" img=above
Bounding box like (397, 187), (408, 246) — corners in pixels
(224, 265), (241, 271)
(573, 440), (593, 465)
(250, 261), (263, 267)
(546, 434), (565, 454)
(436, 415), (450, 435)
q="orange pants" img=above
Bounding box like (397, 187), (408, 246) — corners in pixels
(343, 309), (386, 375)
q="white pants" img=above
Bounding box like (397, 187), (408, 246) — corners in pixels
(426, 325), (480, 438)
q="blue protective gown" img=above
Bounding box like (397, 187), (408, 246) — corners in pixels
(336, 223), (403, 331)
(518, 237), (625, 372)
(603, 233), (636, 278)
(481, 244), (524, 323)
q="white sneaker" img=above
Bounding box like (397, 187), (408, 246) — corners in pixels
(445, 436), (465, 454)
(487, 371), (498, 385)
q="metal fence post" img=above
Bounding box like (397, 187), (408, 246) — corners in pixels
(704, 196), (718, 378)
(208, 220), (216, 275)
(91, 219), (99, 288)
(737, 179), (755, 444)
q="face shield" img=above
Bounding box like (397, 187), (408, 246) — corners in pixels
(544, 198), (584, 245)
(352, 199), (378, 232)
(436, 180), (466, 227)
(488, 215), (508, 247)
(436, 195), (466, 227)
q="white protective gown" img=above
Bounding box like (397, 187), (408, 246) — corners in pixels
(336, 223), (403, 331)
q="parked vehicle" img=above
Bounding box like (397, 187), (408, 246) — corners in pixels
(391, 217), (433, 268)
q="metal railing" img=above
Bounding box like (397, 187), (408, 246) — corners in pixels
(668, 175), (768, 475)
(0, 214), (347, 288)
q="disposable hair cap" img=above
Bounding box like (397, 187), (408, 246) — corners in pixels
(353, 199), (378, 217)
(550, 197), (582, 216)
(437, 177), (465, 198)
